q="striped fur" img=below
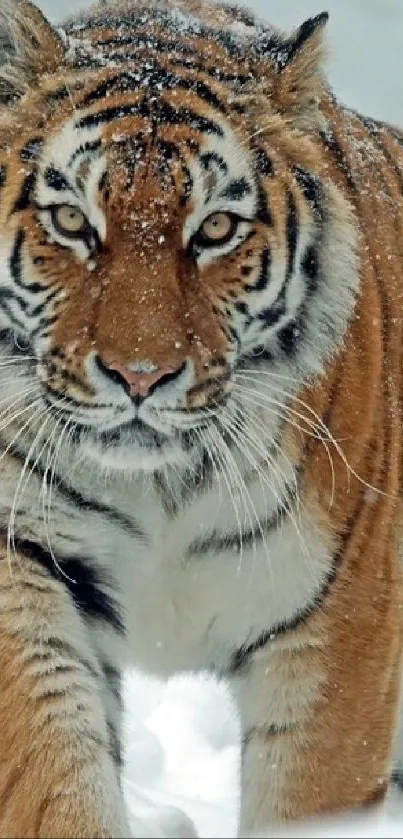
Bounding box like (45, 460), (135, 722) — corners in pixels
(0, 0), (402, 835)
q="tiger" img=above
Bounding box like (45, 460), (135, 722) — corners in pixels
(0, 0), (402, 835)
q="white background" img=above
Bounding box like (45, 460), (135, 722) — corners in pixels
(31, 1), (403, 836)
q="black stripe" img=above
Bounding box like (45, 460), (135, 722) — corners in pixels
(11, 170), (37, 214)
(243, 721), (297, 746)
(227, 486), (367, 674)
(0, 296), (26, 332)
(200, 151), (228, 174)
(9, 229), (45, 294)
(73, 11), (256, 60)
(80, 70), (138, 105)
(179, 162), (193, 206)
(234, 300), (251, 318)
(0, 287), (34, 315)
(187, 489), (294, 557)
(245, 246), (271, 293)
(320, 128), (356, 192)
(293, 166), (324, 221)
(220, 177), (251, 201)
(92, 33), (196, 57)
(67, 13), (258, 61)
(31, 314), (58, 339)
(155, 139), (180, 163)
(257, 299), (286, 329)
(0, 286), (48, 328)
(44, 166), (70, 192)
(254, 194), (299, 337)
(72, 48), (195, 71)
(254, 148), (274, 177)
(9, 229), (24, 285)
(80, 67), (227, 115)
(285, 190), (298, 280)
(26, 296), (52, 320)
(52, 474), (148, 543)
(70, 50), (138, 69)
(43, 381), (99, 407)
(6, 439), (147, 543)
(45, 84), (71, 105)
(8, 534), (125, 634)
(77, 42), (250, 88)
(162, 75), (227, 114)
(153, 471), (179, 517)
(107, 720), (122, 767)
(187, 371), (231, 400)
(45, 346), (66, 360)
(68, 139), (102, 168)
(76, 99), (223, 137)
(28, 637), (100, 681)
(98, 170), (109, 197)
(255, 178), (272, 226)
(0, 164), (6, 192)
(302, 245), (320, 291)
(278, 317), (304, 356)
(102, 661), (121, 702)
(168, 58), (253, 85)
(327, 111), (397, 553)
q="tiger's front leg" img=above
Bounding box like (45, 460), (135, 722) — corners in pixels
(230, 597), (402, 835)
(0, 551), (130, 838)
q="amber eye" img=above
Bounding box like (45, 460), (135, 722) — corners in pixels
(197, 212), (237, 246)
(51, 205), (88, 238)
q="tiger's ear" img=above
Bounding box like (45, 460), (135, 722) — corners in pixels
(0, 0), (64, 103)
(273, 12), (329, 130)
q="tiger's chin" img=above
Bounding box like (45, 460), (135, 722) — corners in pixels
(80, 429), (195, 475)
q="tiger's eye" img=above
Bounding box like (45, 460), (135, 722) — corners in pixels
(52, 205), (87, 237)
(199, 212), (234, 244)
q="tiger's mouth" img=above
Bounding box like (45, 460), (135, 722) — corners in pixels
(96, 417), (170, 449)
(76, 412), (198, 473)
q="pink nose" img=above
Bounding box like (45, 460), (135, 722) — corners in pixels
(105, 361), (176, 398)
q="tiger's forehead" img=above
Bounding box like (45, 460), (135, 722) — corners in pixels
(36, 100), (258, 239)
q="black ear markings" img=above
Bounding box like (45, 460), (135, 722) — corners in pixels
(288, 13), (329, 60)
(278, 12), (329, 69)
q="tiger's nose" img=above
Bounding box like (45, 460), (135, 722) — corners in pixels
(101, 359), (178, 398)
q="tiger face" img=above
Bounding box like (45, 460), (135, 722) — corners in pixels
(0, 1), (358, 474)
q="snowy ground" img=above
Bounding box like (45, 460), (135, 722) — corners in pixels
(122, 672), (403, 838)
(36, 1), (403, 836)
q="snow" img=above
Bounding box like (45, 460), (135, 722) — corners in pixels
(122, 669), (403, 837)
(123, 674), (240, 837)
(35, 1), (403, 835)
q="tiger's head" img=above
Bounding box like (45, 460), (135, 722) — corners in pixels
(0, 0), (357, 475)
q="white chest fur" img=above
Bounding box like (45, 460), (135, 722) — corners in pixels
(2, 453), (335, 678)
(95, 463), (335, 677)
(123, 490), (335, 676)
